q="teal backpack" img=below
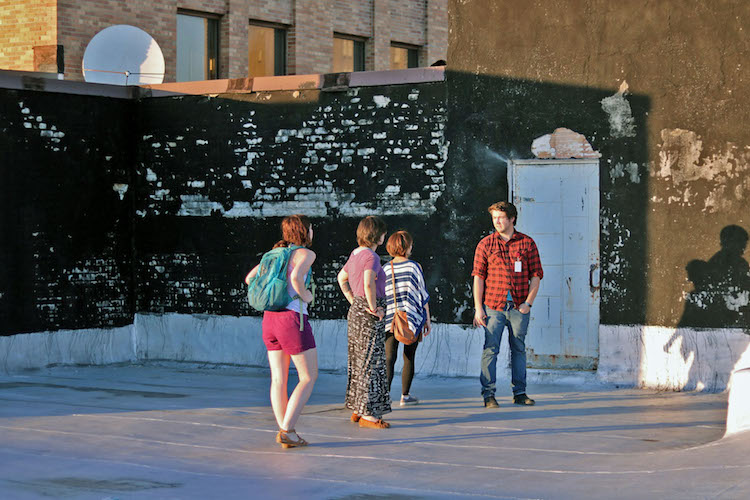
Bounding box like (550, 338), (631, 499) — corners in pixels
(247, 245), (312, 313)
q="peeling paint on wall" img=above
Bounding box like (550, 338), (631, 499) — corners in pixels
(531, 127), (601, 159)
(600, 81), (636, 139)
(653, 128), (750, 213)
(112, 183), (128, 200)
(611, 162), (640, 183)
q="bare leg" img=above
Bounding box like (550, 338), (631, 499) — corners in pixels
(281, 348), (318, 432)
(267, 350), (291, 429)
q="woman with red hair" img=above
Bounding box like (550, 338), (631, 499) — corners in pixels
(383, 230), (431, 406)
(245, 215), (317, 448)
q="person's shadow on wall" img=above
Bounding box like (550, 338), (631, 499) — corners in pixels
(677, 225), (750, 330)
(665, 225), (750, 389)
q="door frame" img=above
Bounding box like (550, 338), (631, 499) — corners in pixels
(508, 158), (601, 370)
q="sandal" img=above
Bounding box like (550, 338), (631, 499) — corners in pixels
(277, 429), (309, 448)
(350, 412), (361, 423)
(358, 418), (390, 429)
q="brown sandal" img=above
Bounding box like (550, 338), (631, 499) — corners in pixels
(350, 412), (361, 423)
(358, 418), (390, 429)
(277, 429), (309, 448)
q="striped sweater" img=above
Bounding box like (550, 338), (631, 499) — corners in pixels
(384, 259), (430, 335)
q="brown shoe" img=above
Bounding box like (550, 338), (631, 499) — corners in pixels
(358, 418), (390, 429)
(350, 412), (361, 423)
(277, 429), (309, 448)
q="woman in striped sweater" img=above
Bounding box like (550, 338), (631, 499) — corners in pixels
(383, 230), (431, 406)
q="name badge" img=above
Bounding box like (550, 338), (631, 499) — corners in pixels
(514, 261), (522, 273)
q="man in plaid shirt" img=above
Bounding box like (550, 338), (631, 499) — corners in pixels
(472, 201), (543, 408)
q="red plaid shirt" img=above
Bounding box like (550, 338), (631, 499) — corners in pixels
(472, 231), (543, 310)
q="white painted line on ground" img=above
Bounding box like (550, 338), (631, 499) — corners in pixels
(2, 424), (747, 476)
(64, 413), (717, 456)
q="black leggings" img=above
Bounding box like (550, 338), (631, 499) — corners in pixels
(385, 331), (419, 395)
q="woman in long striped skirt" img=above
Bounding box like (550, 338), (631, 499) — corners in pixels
(337, 216), (392, 428)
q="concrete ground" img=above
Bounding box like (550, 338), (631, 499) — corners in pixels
(0, 363), (748, 500)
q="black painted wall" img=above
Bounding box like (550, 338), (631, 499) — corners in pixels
(0, 89), (135, 335)
(1, 81), (456, 337)
(134, 84), (450, 321)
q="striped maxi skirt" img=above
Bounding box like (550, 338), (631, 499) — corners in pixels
(345, 296), (392, 419)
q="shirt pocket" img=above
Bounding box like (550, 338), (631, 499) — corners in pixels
(488, 250), (505, 268)
(512, 247), (529, 262)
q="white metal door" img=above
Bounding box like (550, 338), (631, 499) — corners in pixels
(509, 159), (600, 370)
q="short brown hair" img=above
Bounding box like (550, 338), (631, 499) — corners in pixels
(273, 214), (312, 248)
(386, 230), (413, 258)
(356, 216), (387, 247)
(488, 201), (517, 224)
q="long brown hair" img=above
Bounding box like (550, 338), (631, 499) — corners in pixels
(273, 214), (312, 248)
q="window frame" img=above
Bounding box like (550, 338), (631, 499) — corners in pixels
(390, 42), (420, 69)
(248, 20), (288, 77)
(176, 9), (220, 81)
(333, 33), (366, 73)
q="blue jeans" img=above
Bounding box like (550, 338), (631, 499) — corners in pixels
(480, 305), (531, 398)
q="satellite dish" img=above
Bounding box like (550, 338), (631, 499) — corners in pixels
(83, 25), (165, 85)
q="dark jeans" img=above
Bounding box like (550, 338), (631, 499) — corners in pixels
(385, 331), (419, 395)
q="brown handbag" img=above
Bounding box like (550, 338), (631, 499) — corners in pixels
(390, 261), (418, 345)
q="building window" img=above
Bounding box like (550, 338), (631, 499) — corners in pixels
(390, 44), (419, 69)
(248, 22), (286, 77)
(176, 12), (219, 82)
(333, 35), (365, 73)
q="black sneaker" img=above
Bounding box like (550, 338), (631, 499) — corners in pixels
(484, 396), (499, 408)
(513, 393), (535, 406)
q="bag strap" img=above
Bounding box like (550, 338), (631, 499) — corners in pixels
(294, 273), (316, 332)
(289, 249), (314, 332)
(390, 261), (401, 314)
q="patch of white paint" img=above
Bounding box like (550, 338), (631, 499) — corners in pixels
(600, 80), (636, 138)
(112, 183), (128, 200)
(196, 139), (208, 145)
(373, 95), (391, 108)
(611, 162), (641, 183)
(531, 134), (554, 158)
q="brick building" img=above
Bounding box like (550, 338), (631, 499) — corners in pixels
(0, 0), (447, 83)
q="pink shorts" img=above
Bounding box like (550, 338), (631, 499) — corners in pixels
(262, 309), (315, 355)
